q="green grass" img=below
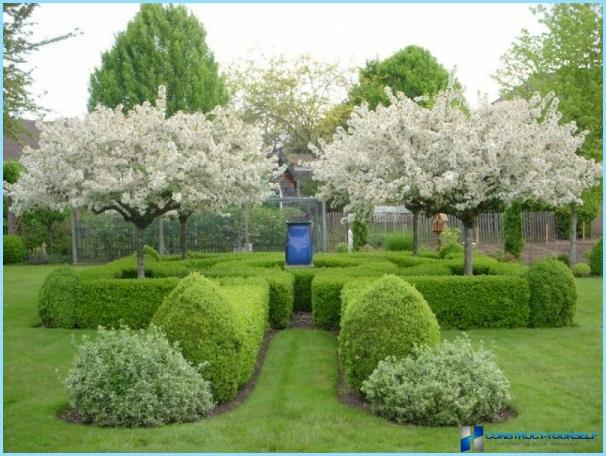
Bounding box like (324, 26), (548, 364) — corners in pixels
(3, 265), (603, 452)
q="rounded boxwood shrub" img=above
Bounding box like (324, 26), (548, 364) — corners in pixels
(361, 336), (510, 426)
(152, 273), (241, 403)
(382, 232), (413, 251)
(572, 263), (591, 278)
(3, 235), (26, 264)
(527, 258), (577, 327)
(64, 326), (214, 427)
(588, 237), (602, 276)
(144, 245), (160, 261)
(339, 275), (440, 389)
(439, 242), (464, 259)
(38, 266), (81, 328)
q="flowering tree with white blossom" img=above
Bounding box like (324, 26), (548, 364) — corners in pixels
(312, 86), (601, 274)
(9, 88), (279, 277)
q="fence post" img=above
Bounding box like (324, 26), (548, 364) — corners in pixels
(321, 200), (328, 252)
(70, 208), (79, 265)
(545, 223), (549, 242)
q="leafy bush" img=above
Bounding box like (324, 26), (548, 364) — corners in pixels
(3, 235), (26, 264)
(77, 278), (180, 329)
(334, 242), (349, 253)
(361, 337), (510, 426)
(3, 160), (22, 184)
(144, 245), (160, 261)
(438, 227), (461, 246)
(352, 219), (367, 251)
(439, 242), (463, 259)
(152, 273), (268, 403)
(503, 203), (524, 259)
(555, 254), (570, 267)
(572, 263), (591, 277)
(38, 266), (81, 328)
(527, 259), (577, 327)
(64, 326), (214, 427)
(339, 275), (440, 389)
(588, 237), (602, 276)
(367, 232), (384, 249)
(382, 232), (413, 251)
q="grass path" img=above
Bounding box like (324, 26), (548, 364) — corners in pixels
(3, 265), (603, 452)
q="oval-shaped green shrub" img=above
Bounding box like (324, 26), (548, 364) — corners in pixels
(439, 242), (464, 259)
(64, 326), (214, 427)
(38, 266), (81, 328)
(527, 258), (577, 327)
(361, 336), (510, 426)
(3, 235), (26, 264)
(588, 237), (602, 276)
(572, 263), (591, 278)
(152, 273), (239, 402)
(339, 274), (440, 389)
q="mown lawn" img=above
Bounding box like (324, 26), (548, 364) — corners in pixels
(3, 264), (603, 452)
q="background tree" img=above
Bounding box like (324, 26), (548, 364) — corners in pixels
(9, 89), (277, 278)
(494, 4), (603, 248)
(350, 45), (451, 110)
(88, 3), (227, 116)
(227, 53), (353, 155)
(3, 3), (78, 140)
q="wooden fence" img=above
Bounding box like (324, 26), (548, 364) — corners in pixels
(325, 211), (559, 251)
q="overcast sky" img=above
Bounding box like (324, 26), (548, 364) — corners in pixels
(23, 2), (545, 120)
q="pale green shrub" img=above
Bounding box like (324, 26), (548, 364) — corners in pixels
(64, 326), (214, 427)
(572, 263), (591, 278)
(361, 336), (510, 426)
(439, 227), (461, 246)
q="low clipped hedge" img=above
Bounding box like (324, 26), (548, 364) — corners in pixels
(316, 271), (530, 330)
(152, 273), (269, 403)
(38, 266), (81, 328)
(527, 258), (577, 327)
(340, 275), (440, 390)
(77, 278), (180, 329)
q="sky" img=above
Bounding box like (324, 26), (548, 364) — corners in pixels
(23, 2), (546, 120)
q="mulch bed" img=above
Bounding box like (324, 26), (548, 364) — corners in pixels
(290, 312), (314, 329)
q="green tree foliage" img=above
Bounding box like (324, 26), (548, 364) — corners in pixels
(227, 53), (352, 154)
(3, 3), (77, 140)
(88, 4), (227, 116)
(319, 46), (452, 138)
(350, 45), (450, 110)
(503, 202), (524, 259)
(3, 160), (22, 185)
(495, 4), (602, 162)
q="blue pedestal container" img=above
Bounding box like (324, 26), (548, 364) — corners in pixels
(285, 221), (313, 266)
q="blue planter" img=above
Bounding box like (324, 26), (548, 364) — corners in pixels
(285, 222), (313, 266)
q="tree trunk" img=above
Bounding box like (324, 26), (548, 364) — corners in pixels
(135, 225), (145, 279)
(463, 216), (476, 276)
(70, 209), (78, 265)
(412, 209), (420, 256)
(244, 205), (251, 251)
(569, 204), (577, 265)
(179, 214), (188, 259)
(158, 218), (167, 256)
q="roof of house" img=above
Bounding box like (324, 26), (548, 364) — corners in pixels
(3, 119), (41, 161)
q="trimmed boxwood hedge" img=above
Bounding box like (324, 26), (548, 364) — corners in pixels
(152, 273), (269, 403)
(340, 275), (530, 330)
(77, 278), (180, 329)
(3, 234), (26, 264)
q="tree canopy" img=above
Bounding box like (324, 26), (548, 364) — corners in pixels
(88, 3), (227, 116)
(494, 4), (602, 162)
(3, 3), (77, 140)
